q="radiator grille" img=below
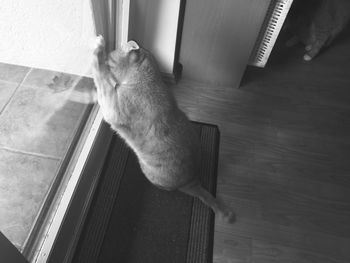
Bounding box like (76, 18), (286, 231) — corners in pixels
(249, 0), (293, 67)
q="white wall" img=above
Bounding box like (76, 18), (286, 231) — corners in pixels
(0, 0), (96, 76)
(129, 0), (181, 74)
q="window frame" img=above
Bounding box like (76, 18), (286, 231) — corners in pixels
(39, 1), (130, 262)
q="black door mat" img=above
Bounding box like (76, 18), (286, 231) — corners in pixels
(72, 121), (220, 263)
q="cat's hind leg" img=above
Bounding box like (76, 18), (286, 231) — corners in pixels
(180, 183), (235, 224)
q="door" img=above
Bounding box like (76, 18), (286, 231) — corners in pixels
(0, 0), (129, 262)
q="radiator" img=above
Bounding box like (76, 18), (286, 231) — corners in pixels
(249, 0), (293, 67)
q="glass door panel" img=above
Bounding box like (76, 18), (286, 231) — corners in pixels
(0, 1), (128, 261)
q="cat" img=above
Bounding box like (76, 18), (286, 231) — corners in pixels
(91, 36), (235, 223)
(286, 0), (350, 61)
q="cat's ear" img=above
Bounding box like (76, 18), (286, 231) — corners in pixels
(127, 40), (139, 51)
(122, 40), (140, 53)
(125, 40), (141, 63)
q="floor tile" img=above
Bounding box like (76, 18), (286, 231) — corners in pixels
(0, 80), (18, 112)
(0, 77), (90, 158)
(0, 149), (60, 248)
(0, 62), (30, 84)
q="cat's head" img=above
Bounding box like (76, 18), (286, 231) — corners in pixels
(108, 40), (161, 83)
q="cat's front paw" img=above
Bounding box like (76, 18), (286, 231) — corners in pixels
(96, 35), (105, 47)
(93, 35), (105, 55)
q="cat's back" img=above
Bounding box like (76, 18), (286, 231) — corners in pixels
(107, 42), (201, 188)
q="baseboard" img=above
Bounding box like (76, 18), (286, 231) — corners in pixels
(162, 63), (183, 84)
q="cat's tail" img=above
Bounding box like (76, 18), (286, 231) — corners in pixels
(179, 182), (235, 224)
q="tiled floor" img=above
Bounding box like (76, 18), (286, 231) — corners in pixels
(0, 62), (94, 250)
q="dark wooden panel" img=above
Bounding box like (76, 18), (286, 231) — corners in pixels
(180, 0), (271, 86)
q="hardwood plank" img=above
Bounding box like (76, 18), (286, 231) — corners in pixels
(252, 239), (349, 263)
(216, 220), (350, 261)
(218, 174), (350, 236)
(213, 234), (251, 263)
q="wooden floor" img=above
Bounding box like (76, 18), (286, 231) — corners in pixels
(171, 33), (350, 262)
